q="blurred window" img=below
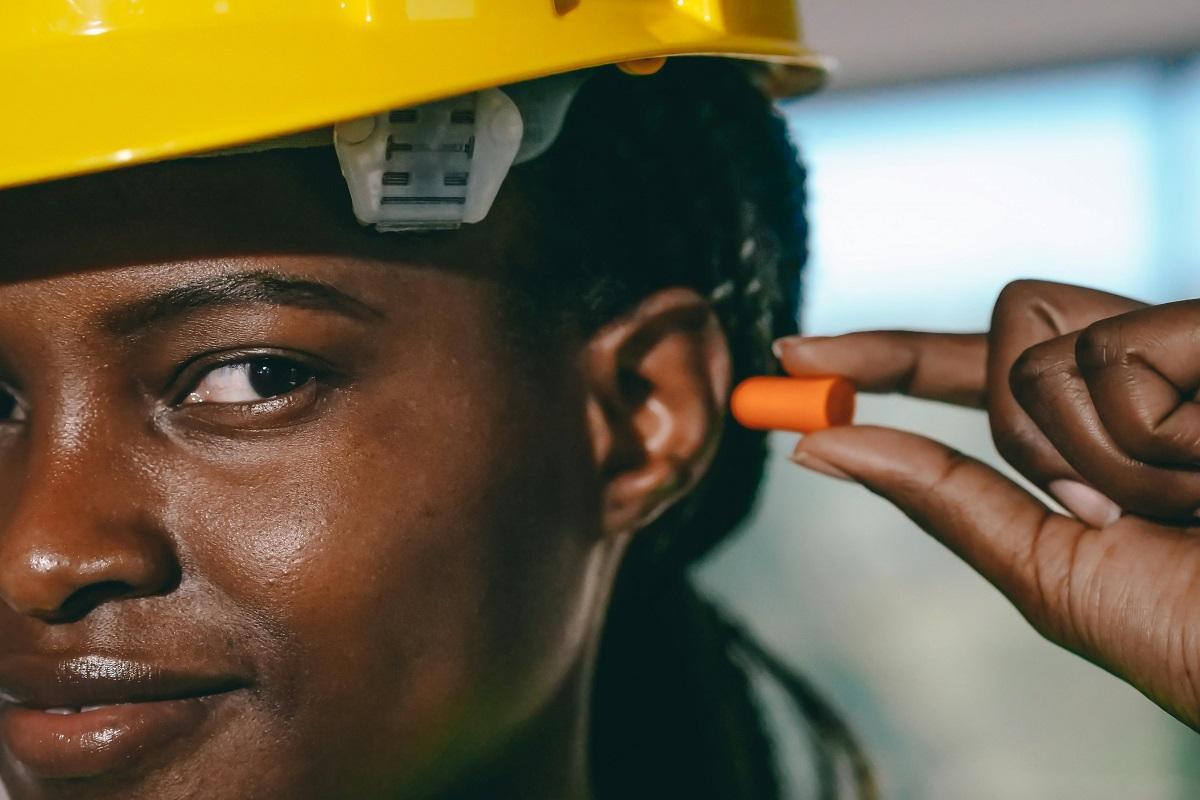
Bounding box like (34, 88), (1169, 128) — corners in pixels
(793, 57), (1200, 332)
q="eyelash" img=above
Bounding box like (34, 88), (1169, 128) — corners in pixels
(180, 356), (317, 407)
(0, 383), (26, 424)
(168, 350), (338, 429)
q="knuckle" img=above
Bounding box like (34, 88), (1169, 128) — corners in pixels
(994, 280), (1042, 319)
(994, 279), (1065, 317)
(996, 279), (1054, 307)
(923, 447), (975, 494)
(1015, 518), (1087, 647)
(1008, 343), (1072, 400)
(1020, 535), (1063, 638)
(1115, 411), (1174, 461)
(1158, 422), (1200, 458)
(1075, 318), (1133, 371)
(994, 280), (1073, 338)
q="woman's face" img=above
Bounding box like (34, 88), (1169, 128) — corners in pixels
(0, 154), (615, 799)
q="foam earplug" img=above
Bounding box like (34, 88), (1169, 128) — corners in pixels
(730, 376), (856, 433)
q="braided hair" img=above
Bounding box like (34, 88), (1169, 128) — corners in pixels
(514, 58), (877, 800)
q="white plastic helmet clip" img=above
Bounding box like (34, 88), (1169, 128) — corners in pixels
(334, 72), (586, 232)
(334, 89), (520, 231)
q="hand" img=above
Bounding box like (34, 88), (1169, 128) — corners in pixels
(774, 280), (1200, 730)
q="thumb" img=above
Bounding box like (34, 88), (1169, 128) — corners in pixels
(794, 426), (1200, 730)
(792, 426), (1091, 640)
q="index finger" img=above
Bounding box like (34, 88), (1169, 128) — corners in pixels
(775, 331), (987, 408)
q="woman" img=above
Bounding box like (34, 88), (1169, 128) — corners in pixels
(4, 4), (1200, 800)
(0, 38), (874, 797)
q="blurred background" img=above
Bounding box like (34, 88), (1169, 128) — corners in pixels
(699, 1), (1200, 798)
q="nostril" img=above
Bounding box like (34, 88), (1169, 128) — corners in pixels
(27, 581), (136, 623)
(55, 581), (140, 623)
(0, 512), (182, 621)
(31, 559), (182, 624)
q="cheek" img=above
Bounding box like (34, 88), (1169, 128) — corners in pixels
(163, 336), (604, 786)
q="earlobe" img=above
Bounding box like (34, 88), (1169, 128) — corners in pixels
(584, 287), (732, 537)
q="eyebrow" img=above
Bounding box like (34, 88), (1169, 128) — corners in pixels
(103, 271), (385, 335)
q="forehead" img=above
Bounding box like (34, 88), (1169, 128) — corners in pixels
(0, 150), (536, 290)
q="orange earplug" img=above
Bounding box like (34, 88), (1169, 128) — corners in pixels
(730, 376), (856, 433)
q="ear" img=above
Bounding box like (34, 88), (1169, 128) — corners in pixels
(584, 287), (733, 537)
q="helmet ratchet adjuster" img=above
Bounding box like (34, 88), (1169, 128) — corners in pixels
(334, 73), (585, 232)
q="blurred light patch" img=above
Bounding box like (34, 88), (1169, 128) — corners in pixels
(1157, 57), (1200, 298)
(783, 60), (1200, 333)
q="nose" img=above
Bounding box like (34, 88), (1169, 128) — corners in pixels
(0, 437), (178, 623)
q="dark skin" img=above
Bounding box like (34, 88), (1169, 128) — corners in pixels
(779, 281), (1200, 731)
(0, 152), (731, 800)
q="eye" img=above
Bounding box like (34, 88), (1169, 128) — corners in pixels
(183, 357), (314, 405)
(0, 386), (26, 423)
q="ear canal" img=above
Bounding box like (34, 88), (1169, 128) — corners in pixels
(583, 288), (732, 536)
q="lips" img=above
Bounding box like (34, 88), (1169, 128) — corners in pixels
(0, 654), (246, 779)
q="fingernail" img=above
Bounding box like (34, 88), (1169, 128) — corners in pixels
(792, 450), (853, 482)
(772, 336), (803, 360)
(1048, 480), (1122, 528)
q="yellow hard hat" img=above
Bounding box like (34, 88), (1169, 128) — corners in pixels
(0, 1), (821, 193)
